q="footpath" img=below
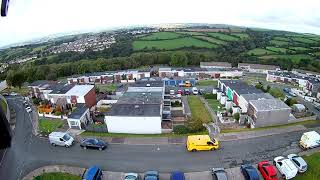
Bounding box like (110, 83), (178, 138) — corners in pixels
(23, 147), (320, 180)
(76, 125), (313, 145)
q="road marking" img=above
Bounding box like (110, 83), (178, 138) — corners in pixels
(0, 149), (8, 167)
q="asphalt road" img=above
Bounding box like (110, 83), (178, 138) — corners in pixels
(0, 97), (307, 180)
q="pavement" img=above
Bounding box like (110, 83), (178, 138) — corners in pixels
(1, 96), (320, 180)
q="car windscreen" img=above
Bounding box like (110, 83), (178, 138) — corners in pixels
(63, 134), (71, 141)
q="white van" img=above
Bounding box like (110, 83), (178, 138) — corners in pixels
(192, 87), (198, 95)
(49, 132), (74, 148)
(170, 90), (175, 95)
(299, 131), (320, 150)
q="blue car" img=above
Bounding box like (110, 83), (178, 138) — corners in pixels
(240, 164), (259, 180)
(82, 166), (103, 180)
(170, 171), (185, 180)
(144, 170), (159, 180)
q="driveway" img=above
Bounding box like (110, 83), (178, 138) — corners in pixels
(0, 97), (310, 180)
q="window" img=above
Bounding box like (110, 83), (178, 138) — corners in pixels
(59, 138), (64, 142)
(70, 121), (78, 126)
(293, 159), (300, 166)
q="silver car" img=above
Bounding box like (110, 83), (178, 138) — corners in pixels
(287, 154), (307, 173)
(211, 168), (228, 180)
(124, 172), (139, 180)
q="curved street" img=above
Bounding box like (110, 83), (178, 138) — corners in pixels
(0, 97), (311, 180)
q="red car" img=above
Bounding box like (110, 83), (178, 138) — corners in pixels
(177, 89), (184, 95)
(258, 161), (278, 180)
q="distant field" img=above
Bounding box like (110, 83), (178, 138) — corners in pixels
(266, 47), (289, 53)
(207, 32), (239, 41)
(140, 32), (183, 40)
(176, 31), (205, 36)
(315, 51), (320, 56)
(270, 40), (290, 46)
(231, 33), (249, 39)
(246, 48), (276, 56)
(289, 47), (310, 51)
(291, 37), (317, 44)
(194, 36), (226, 45)
(133, 37), (217, 51)
(274, 37), (291, 42)
(260, 54), (314, 63)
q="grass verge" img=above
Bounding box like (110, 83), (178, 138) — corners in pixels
(81, 130), (208, 138)
(295, 152), (320, 180)
(39, 118), (65, 134)
(197, 79), (218, 86)
(188, 96), (211, 122)
(221, 120), (320, 133)
(34, 172), (80, 180)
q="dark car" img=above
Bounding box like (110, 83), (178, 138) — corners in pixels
(211, 168), (228, 180)
(144, 170), (159, 180)
(82, 166), (103, 180)
(240, 164), (259, 180)
(170, 171), (185, 180)
(184, 89), (190, 95)
(80, 138), (108, 151)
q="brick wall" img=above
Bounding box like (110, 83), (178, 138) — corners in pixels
(84, 88), (97, 108)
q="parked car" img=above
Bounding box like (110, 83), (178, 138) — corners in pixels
(240, 164), (259, 180)
(144, 170), (159, 180)
(25, 106), (32, 113)
(2, 93), (9, 96)
(82, 166), (103, 180)
(124, 172), (139, 180)
(170, 90), (175, 95)
(211, 168), (228, 180)
(198, 89), (204, 95)
(273, 156), (298, 179)
(299, 131), (320, 150)
(192, 87), (198, 95)
(177, 89), (184, 95)
(49, 132), (74, 148)
(10, 92), (18, 96)
(80, 138), (108, 151)
(170, 171), (185, 180)
(257, 161), (278, 180)
(287, 154), (307, 173)
(184, 89), (190, 95)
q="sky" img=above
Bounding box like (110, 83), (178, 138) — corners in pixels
(0, 0), (320, 47)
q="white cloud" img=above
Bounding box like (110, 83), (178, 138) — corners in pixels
(0, 0), (320, 47)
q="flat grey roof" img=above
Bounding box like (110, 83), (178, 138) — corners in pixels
(238, 63), (279, 70)
(130, 80), (164, 87)
(219, 80), (263, 95)
(50, 84), (75, 94)
(117, 91), (163, 104)
(250, 99), (291, 111)
(107, 104), (161, 116)
(68, 103), (88, 119)
(269, 71), (320, 84)
(241, 93), (274, 102)
(200, 61), (232, 67)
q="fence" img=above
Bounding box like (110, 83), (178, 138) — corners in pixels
(84, 123), (108, 133)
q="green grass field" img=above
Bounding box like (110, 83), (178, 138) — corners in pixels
(274, 37), (291, 42)
(295, 152), (320, 180)
(140, 32), (183, 40)
(96, 84), (117, 92)
(246, 48), (276, 56)
(34, 172), (80, 180)
(176, 31), (205, 36)
(289, 47), (310, 51)
(188, 96), (211, 122)
(260, 54), (314, 63)
(291, 37), (317, 44)
(133, 37), (217, 51)
(39, 119), (65, 134)
(206, 99), (223, 112)
(315, 51), (320, 56)
(194, 36), (226, 45)
(270, 40), (290, 46)
(231, 33), (249, 39)
(207, 32), (239, 41)
(197, 79), (218, 86)
(266, 47), (289, 53)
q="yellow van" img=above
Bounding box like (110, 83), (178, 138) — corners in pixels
(186, 135), (219, 152)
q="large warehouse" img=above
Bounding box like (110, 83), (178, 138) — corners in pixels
(104, 80), (165, 134)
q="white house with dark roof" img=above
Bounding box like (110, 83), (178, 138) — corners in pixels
(238, 63), (280, 74)
(200, 61), (232, 69)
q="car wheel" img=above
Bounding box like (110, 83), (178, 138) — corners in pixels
(191, 149), (197, 152)
(282, 174), (286, 179)
(51, 143), (56, 146)
(210, 148), (215, 151)
(273, 161), (276, 166)
(65, 145), (69, 148)
(99, 147), (103, 151)
(83, 146), (87, 150)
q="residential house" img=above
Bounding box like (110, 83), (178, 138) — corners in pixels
(200, 61), (232, 69)
(67, 103), (90, 130)
(238, 63), (280, 74)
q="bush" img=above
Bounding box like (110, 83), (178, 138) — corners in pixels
(203, 93), (217, 99)
(171, 101), (182, 107)
(173, 125), (190, 134)
(54, 111), (62, 116)
(233, 112), (240, 121)
(285, 98), (298, 106)
(32, 97), (41, 106)
(186, 117), (206, 133)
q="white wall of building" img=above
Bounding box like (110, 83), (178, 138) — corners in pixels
(105, 116), (162, 134)
(0, 80), (8, 91)
(238, 95), (249, 113)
